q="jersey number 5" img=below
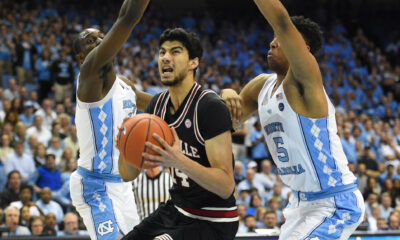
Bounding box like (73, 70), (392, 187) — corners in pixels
(273, 137), (289, 162)
(171, 168), (190, 187)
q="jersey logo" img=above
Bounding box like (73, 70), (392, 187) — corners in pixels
(123, 100), (137, 117)
(278, 103), (284, 111)
(276, 93), (283, 100)
(97, 220), (114, 236)
(185, 119), (192, 128)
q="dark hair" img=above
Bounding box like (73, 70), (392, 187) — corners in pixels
(159, 28), (203, 76)
(20, 185), (33, 194)
(7, 170), (21, 181)
(291, 16), (323, 55)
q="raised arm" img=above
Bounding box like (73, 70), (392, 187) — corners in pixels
(253, 0), (321, 85)
(81, 0), (150, 75)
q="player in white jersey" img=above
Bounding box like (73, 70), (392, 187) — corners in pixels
(69, 0), (151, 239)
(222, 0), (365, 239)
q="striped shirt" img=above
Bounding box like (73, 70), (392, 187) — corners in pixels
(132, 170), (173, 220)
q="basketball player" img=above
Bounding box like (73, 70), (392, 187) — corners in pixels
(69, 0), (151, 239)
(221, 0), (365, 239)
(120, 28), (239, 240)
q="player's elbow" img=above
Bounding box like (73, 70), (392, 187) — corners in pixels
(219, 181), (235, 200)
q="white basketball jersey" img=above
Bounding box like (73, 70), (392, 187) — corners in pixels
(75, 76), (137, 175)
(258, 74), (356, 192)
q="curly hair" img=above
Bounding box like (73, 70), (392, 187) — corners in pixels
(291, 16), (323, 55)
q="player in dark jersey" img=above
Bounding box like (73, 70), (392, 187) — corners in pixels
(119, 28), (238, 240)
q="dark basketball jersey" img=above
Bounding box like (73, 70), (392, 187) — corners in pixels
(145, 82), (238, 222)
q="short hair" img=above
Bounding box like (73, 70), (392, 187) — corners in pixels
(4, 206), (19, 216)
(159, 28), (203, 61)
(7, 170), (21, 181)
(291, 16), (323, 55)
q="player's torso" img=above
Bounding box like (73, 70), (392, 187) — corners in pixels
(75, 76), (137, 175)
(258, 74), (356, 192)
(151, 83), (235, 208)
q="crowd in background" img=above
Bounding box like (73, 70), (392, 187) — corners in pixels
(0, 0), (399, 236)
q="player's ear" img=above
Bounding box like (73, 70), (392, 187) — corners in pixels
(189, 57), (199, 71)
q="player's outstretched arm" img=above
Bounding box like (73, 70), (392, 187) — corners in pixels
(253, 0), (322, 93)
(221, 73), (271, 129)
(80, 0), (150, 77)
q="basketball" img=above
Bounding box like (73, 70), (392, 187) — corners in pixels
(117, 113), (174, 169)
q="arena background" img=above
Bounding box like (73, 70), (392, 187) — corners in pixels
(0, 0), (400, 239)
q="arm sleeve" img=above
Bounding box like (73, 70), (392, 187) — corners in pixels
(198, 93), (232, 141)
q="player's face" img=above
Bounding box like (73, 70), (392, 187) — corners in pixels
(158, 41), (198, 86)
(267, 38), (289, 75)
(77, 28), (104, 64)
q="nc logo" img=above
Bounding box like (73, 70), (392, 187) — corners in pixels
(97, 220), (114, 236)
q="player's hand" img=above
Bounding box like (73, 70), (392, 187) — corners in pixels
(142, 127), (184, 168)
(220, 88), (242, 123)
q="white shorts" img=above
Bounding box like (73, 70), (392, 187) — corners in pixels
(70, 171), (140, 240)
(280, 189), (365, 240)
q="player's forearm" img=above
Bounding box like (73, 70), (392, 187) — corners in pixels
(118, 0), (150, 25)
(179, 159), (235, 199)
(136, 90), (153, 112)
(253, 0), (291, 32)
(118, 155), (140, 181)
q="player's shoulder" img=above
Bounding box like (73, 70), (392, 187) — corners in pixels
(197, 89), (225, 107)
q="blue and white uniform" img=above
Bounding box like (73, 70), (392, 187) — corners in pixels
(70, 76), (139, 240)
(258, 74), (365, 240)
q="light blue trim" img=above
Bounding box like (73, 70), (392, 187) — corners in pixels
(77, 167), (122, 183)
(293, 183), (357, 201)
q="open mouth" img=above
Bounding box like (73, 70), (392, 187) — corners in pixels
(161, 67), (174, 78)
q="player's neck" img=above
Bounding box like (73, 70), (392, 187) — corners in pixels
(168, 77), (195, 114)
(146, 167), (161, 178)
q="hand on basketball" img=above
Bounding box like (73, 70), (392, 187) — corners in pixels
(142, 127), (183, 168)
(220, 88), (242, 123)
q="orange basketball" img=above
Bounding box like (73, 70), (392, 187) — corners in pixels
(117, 113), (173, 169)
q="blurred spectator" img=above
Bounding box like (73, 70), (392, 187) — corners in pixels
(250, 120), (269, 170)
(43, 213), (58, 236)
(10, 185), (42, 217)
(32, 153), (61, 193)
(365, 193), (379, 218)
(0, 171), (22, 208)
(26, 115), (52, 146)
(34, 99), (57, 131)
(377, 217), (389, 231)
(246, 194), (263, 216)
(254, 160), (276, 192)
(368, 203), (381, 232)
(242, 215), (257, 233)
(389, 213), (400, 230)
(237, 168), (265, 195)
(19, 205), (31, 227)
(0, 134), (14, 164)
(19, 101), (35, 126)
(232, 124), (248, 160)
(341, 128), (357, 164)
(364, 177), (382, 200)
(357, 163), (368, 193)
(234, 161), (245, 185)
(36, 48), (53, 102)
(380, 193), (394, 221)
(29, 216), (45, 236)
(3, 78), (20, 100)
(261, 210), (280, 231)
(33, 143), (47, 167)
(47, 137), (64, 166)
(4, 141), (35, 183)
(51, 50), (74, 103)
(15, 33), (37, 86)
(13, 121), (27, 144)
(36, 187), (64, 224)
(58, 212), (88, 236)
(0, 206), (30, 236)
